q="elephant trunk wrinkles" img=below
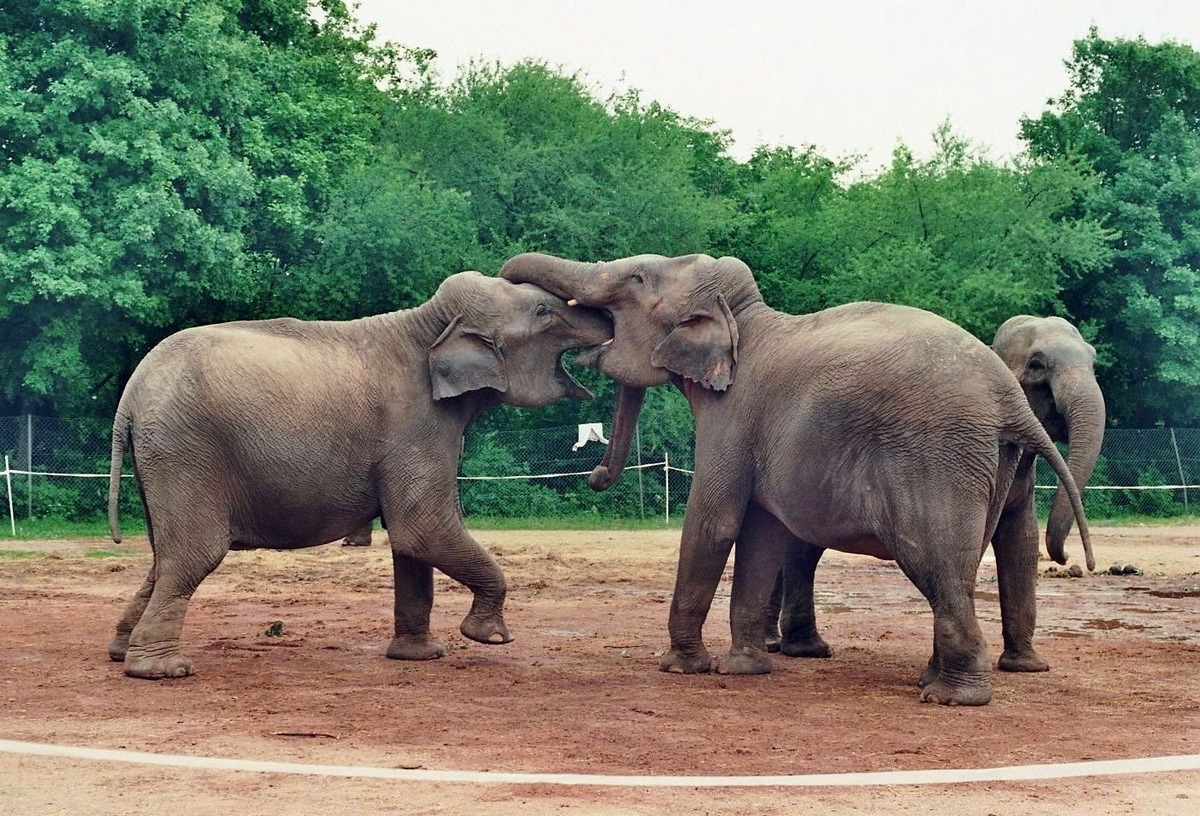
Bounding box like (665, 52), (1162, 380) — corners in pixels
(1045, 372), (1106, 564)
(589, 385), (646, 491)
(499, 253), (602, 303)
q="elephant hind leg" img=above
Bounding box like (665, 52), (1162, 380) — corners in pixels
(122, 524), (229, 680)
(109, 566), (155, 661)
(386, 552), (446, 660)
(893, 522), (993, 705)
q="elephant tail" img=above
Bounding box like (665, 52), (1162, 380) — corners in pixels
(108, 408), (129, 544)
(1006, 413), (1095, 572)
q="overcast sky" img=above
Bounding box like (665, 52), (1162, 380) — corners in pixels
(353, 1), (1200, 168)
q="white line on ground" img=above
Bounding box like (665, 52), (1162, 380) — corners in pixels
(2, 740), (1199, 788)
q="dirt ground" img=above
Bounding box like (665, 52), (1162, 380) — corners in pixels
(1, 525), (1197, 815)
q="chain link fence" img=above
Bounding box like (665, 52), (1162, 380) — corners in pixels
(3, 414), (1199, 528)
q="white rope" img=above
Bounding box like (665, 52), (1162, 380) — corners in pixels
(0, 739), (1197, 788)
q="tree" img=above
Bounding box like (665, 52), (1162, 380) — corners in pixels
(1020, 30), (1200, 425)
(0, 0), (397, 414)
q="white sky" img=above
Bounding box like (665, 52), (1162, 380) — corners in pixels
(353, 1), (1200, 168)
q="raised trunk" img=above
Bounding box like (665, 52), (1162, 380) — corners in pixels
(1045, 373), (1106, 563)
(588, 385), (646, 491)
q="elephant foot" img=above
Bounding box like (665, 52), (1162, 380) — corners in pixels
(716, 647), (773, 675)
(919, 678), (992, 706)
(459, 613), (512, 645)
(765, 629), (781, 653)
(918, 660), (938, 688)
(387, 635), (446, 661)
(779, 637), (832, 659)
(659, 646), (712, 674)
(107, 633), (131, 662)
(123, 648), (194, 680)
(998, 649), (1050, 673)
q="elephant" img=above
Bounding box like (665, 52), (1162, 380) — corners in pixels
(341, 523), (375, 547)
(105, 272), (611, 680)
(500, 252), (1093, 705)
(764, 315), (1105, 675)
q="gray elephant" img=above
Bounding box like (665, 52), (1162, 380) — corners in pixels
(765, 315), (1105, 675)
(106, 272), (611, 680)
(341, 523), (375, 547)
(500, 252), (1093, 705)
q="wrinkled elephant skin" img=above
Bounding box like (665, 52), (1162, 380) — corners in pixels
(501, 252), (1093, 706)
(106, 272), (611, 679)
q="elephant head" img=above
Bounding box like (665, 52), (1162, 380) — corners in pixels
(993, 315), (1106, 564)
(426, 272), (612, 408)
(499, 253), (762, 488)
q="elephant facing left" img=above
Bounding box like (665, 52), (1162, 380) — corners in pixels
(105, 272), (612, 680)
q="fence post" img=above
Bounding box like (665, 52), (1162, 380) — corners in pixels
(636, 422), (644, 521)
(664, 450), (670, 526)
(5, 455), (15, 536)
(25, 413), (32, 519)
(1170, 427), (1189, 512)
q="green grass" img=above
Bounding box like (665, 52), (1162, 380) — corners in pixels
(2, 512), (1195, 542)
(3, 517), (145, 540)
(0, 549), (41, 559)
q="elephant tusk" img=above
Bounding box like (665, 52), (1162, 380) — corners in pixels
(567, 299), (578, 307)
(601, 338), (613, 346)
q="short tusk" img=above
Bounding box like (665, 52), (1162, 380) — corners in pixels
(601, 338), (613, 346)
(567, 299), (578, 307)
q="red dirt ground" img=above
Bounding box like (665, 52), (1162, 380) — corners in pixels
(1, 526), (1198, 815)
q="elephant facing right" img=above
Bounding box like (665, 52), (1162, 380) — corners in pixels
(767, 315), (1105, 679)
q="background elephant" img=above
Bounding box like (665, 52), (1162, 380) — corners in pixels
(501, 252), (1093, 705)
(106, 272), (611, 679)
(766, 314), (1105, 674)
(342, 522), (375, 547)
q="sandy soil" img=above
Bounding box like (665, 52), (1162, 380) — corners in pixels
(1, 525), (1198, 815)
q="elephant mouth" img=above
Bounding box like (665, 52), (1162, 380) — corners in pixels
(573, 338), (612, 369)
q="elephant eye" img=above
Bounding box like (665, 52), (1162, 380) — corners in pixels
(535, 303), (552, 317)
(630, 272), (644, 284)
(1027, 357), (1046, 372)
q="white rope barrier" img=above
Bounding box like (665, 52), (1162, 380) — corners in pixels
(1, 739), (1197, 788)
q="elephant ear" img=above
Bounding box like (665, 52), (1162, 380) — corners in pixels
(650, 293), (739, 391)
(428, 316), (508, 400)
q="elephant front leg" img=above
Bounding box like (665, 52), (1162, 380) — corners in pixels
(720, 503), (790, 675)
(660, 483), (746, 674)
(993, 504), (1050, 673)
(386, 552), (445, 660)
(777, 539), (833, 659)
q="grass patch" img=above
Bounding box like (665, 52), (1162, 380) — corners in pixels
(0, 549), (41, 559)
(3, 517), (145, 540)
(465, 515), (682, 531)
(83, 549), (130, 558)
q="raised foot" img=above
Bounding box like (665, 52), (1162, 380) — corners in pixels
(107, 633), (131, 662)
(716, 647), (773, 675)
(919, 679), (992, 706)
(123, 650), (194, 680)
(387, 636), (447, 661)
(460, 613), (512, 645)
(998, 649), (1050, 673)
(659, 647), (712, 674)
(779, 637), (832, 659)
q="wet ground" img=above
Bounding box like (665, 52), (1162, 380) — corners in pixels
(1, 526), (1198, 814)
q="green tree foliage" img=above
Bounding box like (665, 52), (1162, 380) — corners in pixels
(0, 0), (393, 413)
(1021, 30), (1200, 426)
(815, 126), (1112, 339)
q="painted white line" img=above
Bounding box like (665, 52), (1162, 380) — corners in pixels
(2, 740), (1199, 788)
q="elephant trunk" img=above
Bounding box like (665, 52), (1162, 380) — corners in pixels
(1045, 372), (1106, 563)
(589, 385), (646, 491)
(499, 253), (604, 303)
